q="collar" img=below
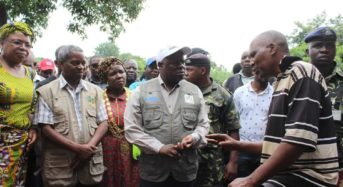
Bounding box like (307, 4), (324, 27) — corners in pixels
(34, 74), (45, 82)
(238, 70), (254, 78)
(279, 56), (302, 73)
(202, 78), (218, 96)
(106, 87), (128, 101)
(325, 61), (343, 82)
(89, 77), (103, 84)
(247, 80), (272, 94)
(59, 75), (88, 91)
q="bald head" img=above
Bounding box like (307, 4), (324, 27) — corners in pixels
(249, 30), (289, 77)
(252, 30), (289, 54)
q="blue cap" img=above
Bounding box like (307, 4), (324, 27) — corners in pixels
(304, 27), (337, 43)
(146, 57), (156, 67)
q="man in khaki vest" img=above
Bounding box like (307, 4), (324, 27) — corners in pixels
(34, 45), (108, 187)
(124, 46), (210, 187)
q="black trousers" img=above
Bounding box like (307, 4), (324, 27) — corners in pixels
(140, 175), (193, 187)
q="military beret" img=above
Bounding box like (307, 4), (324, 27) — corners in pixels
(304, 27), (337, 43)
(187, 47), (209, 57)
(185, 53), (211, 67)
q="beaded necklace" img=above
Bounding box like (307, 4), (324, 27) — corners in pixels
(103, 87), (130, 138)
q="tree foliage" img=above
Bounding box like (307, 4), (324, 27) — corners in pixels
(211, 62), (231, 85)
(0, 0), (145, 40)
(94, 42), (120, 57)
(288, 12), (343, 65)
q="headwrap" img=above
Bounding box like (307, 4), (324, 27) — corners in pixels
(98, 57), (125, 82)
(0, 21), (33, 41)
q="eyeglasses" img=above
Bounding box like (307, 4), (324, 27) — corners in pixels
(6, 39), (33, 49)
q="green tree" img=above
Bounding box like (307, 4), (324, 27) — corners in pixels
(0, 0), (145, 40)
(119, 52), (146, 76)
(288, 12), (343, 66)
(94, 42), (120, 57)
(210, 62), (231, 85)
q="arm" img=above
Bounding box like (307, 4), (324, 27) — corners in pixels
(88, 95), (108, 147)
(230, 142), (305, 186)
(34, 96), (80, 152)
(206, 133), (263, 155)
(230, 77), (324, 186)
(191, 89), (210, 146)
(41, 124), (80, 152)
(225, 130), (240, 181)
(87, 121), (108, 147)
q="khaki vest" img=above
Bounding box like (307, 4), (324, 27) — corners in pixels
(37, 79), (104, 185)
(139, 79), (201, 182)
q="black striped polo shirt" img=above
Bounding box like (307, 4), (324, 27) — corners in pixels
(262, 57), (338, 186)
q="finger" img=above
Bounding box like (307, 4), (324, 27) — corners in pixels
(206, 138), (218, 144)
(90, 145), (97, 150)
(176, 142), (181, 150)
(168, 152), (177, 158)
(205, 134), (221, 138)
(27, 139), (33, 146)
(185, 141), (192, 148)
(179, 142), (185, 150)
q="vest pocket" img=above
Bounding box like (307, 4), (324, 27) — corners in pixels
(87, 109), (98, 136)
(89, 149), (104, 175)
(43, 155), (73, 179)
(53, 115), (69, 135)
(181, 107), (199, 130)
(143, 106), (163, 130)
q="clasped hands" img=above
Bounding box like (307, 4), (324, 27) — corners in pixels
(158, 135), (194, 158)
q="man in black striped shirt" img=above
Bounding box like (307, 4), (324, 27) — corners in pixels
(207, 30), (338, 187)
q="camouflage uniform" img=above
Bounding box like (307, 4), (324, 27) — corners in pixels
(326, 62), (343, 168)
(195, 80), (240, 187)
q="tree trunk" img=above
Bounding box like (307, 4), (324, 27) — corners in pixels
(0, 3), (7, 27)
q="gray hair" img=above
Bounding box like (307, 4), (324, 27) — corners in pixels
(54, 45), (66, 62)
(57, 45), (83, 63)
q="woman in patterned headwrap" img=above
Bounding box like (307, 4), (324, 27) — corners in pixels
(0, 21), (37, 186)
(99, 57), (140, 187)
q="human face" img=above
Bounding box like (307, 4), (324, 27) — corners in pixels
(144, 63), (159, 80)
(249, 41), (277, 78)
(125, 61), (138, 82)
(107, 64), (126, 90)
(1, 32), (32, 65)
(89, 57), (102, 78)
(240, 51), (252, 76)
(61, 51), (86, 82)
(39, 69), (54, 79)
(185, 65), (202, 86)
(307, 41), (336, 67)
(159, 51), (185, 84)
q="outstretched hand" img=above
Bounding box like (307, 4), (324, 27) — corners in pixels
(206, 134), (239, 150)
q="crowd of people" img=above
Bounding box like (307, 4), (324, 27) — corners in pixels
(0, 21), (342, 187)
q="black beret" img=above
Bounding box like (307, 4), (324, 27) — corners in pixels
(185, 53), (211, 67)
(304, 27), (337, 43)
(187, 47), (209, 57)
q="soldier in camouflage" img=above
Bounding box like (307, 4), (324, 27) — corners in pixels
(185, 51), (240, 187)
(305, 26), (343, 185)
